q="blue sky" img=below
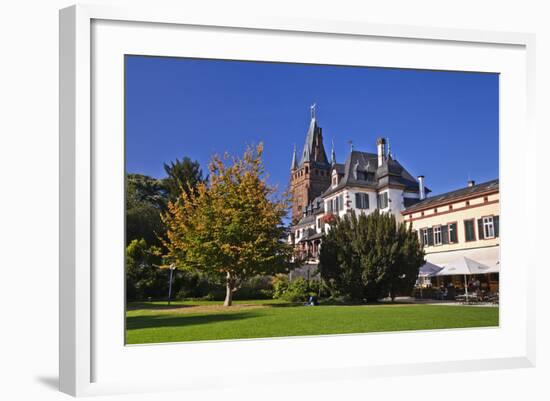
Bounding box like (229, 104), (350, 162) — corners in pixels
(125, 56), (498, 197)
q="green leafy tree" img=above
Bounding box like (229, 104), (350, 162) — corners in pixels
(161, 144), (294, 306)
(163, 157), (206, 202)
(126, 238), (167, 301)
(318, 210), (424, 302)
(126, 174), (167, 246)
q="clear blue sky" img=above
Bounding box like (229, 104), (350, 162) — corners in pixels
(125, 56), (498, 197)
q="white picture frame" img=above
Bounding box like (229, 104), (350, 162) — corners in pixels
(59, 4), (536, 397)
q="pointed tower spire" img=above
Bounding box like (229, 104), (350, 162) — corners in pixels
(290, 144), (298, 170)
(300, 104), (328, 166)
(331, 139), (336, 165)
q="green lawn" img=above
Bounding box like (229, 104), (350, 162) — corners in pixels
(126, 300), (499, 344)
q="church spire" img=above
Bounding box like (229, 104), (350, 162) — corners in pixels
(290, 144), (298, 170)
(331, 139), (336, 165)
(299, 104), (328, 166)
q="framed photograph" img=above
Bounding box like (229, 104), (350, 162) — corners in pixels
(59, 4), (536, 397)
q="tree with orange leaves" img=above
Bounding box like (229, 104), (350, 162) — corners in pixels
(161, 144), (293, 306)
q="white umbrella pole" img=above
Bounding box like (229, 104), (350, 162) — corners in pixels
(464, 275), (469, 302)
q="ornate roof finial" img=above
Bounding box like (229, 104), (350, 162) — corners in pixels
(331, 139), (336, 165)
(310, 102), (317, 120)
(387, 137), (392, 159)
(348, 140), (354, 153)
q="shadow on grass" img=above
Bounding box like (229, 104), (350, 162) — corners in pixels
(127, 311), (259, 330)
(127, 302), (196, 311)
(261, 302), (300, 308)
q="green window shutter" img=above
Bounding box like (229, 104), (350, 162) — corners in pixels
(442, 225), (449, 244)
(365, 194), (370, 209)
(494, 215), (499, 237)
(464, 220), (474, 241)
(478, 219), (485, 240)
(355, 193), (361, 209)
(427, 227), (434, 246)
(419, 229), (424, 246)
(450, 223), (458, 243)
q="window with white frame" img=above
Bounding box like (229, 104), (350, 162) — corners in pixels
(377, 192), (389, 209)
(433, 225), (442, 245)
(355, 193), (369, 209)
(422, 228), (429, 245)
(483, 216), (495, 238)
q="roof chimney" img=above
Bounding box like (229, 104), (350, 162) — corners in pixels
(376, 137), (386, 167)
(418, 175), (426, 200)
(468, 180), (475, 187)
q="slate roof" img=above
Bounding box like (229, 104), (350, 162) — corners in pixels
(294, 196), (325, 227)
(299, 118), (329, 167)
(332, 162), (345, 175)
(322, 151), (426, 197)
(402, 179), (499, 213)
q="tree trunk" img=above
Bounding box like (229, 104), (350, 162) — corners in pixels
(224, 272), (234, 307)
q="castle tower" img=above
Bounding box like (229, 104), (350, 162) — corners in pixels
(290, 105), (331, 223)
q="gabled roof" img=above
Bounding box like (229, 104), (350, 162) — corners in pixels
(403, 179), (499, 213)
(322, 151), (425, 197)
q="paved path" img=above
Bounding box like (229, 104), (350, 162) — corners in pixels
(379, 296), (499, 307)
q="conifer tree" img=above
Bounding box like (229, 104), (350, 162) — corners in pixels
(319, 210), (424, 302)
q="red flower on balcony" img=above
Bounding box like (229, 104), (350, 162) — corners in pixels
(321, 212), (337, 225)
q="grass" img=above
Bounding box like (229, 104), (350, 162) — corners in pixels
(126, 299), (499, 344)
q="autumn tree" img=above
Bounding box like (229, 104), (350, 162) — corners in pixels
(161, 144), (293, 306)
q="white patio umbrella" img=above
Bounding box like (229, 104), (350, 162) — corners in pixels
(435, 256), (495, 300)
(418, 261), (443, 277)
